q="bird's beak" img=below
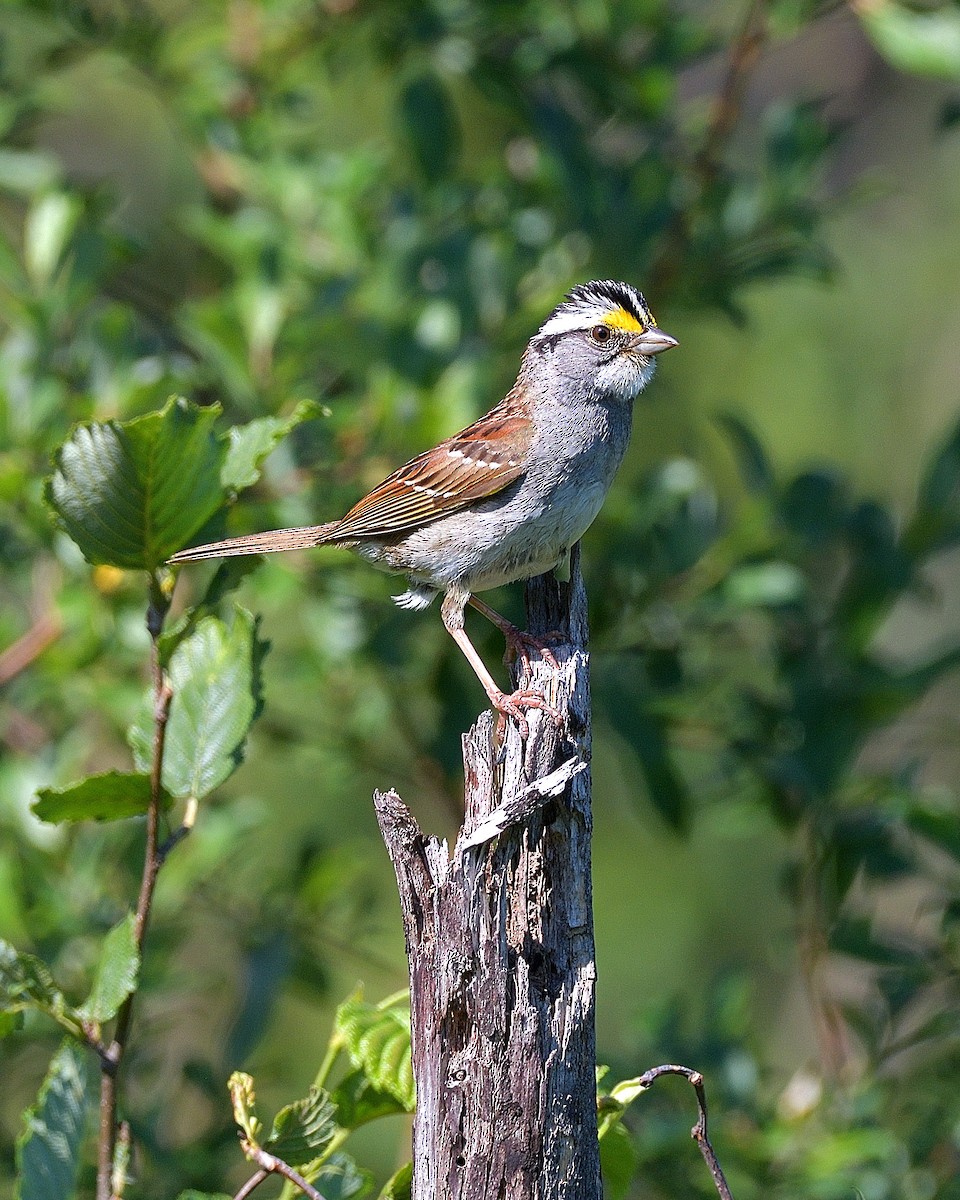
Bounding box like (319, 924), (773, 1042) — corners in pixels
(635, 327), (679, 355)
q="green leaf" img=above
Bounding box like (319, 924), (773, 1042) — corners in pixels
(15, 1040), (92, 1200)
(314, 1152), (370, 1199)
(599, 1122), (638, 1200)
(177, 1193), (232, 1200)
(0, 941), (81, 1036)
(266, 1087), (337, 1169)
(130, 608), (264, 800)
(907, 419), (960, 554)
(0, 1011), (24, 1036)
(46, 397), (227, 569)
(398, 71), (460, 181)
(228, 1071), (262, 1146)
(79, 913), (139, 1023)
(859, 1), (960, 80)
(717, 412), (776, 495)
(221, 400), (326, 492)
(32, 771), (169, 824)
(334, 992), (415, 1110)
(331, 1068), (408, 1129)
(378, 1163), (412, 1200)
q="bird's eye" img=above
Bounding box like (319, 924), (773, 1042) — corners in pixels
(590, 324), (612, 344)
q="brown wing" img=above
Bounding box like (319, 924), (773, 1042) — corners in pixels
(330, 398), (533, 541)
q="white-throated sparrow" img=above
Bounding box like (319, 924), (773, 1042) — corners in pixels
(170, 281), (677, 732)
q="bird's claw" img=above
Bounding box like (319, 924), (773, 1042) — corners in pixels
(502, 626), (563, 681)
(492, 688), (563, 739)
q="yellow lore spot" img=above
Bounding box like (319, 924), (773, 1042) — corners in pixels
(603, 306), (645, 333)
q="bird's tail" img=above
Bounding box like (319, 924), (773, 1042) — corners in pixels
(168, 523), (339, 564)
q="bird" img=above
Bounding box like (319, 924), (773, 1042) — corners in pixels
(169, 280), (677, 733)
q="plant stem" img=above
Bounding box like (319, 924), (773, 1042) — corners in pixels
(95, 581), (173, 1200)
(650, 0), (771, 295)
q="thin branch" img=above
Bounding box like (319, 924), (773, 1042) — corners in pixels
(234, 1143), (329, 1200)
(695, 0), (770, 186)
(96, 583), (174, 1200)
(650, 0), (771, 294)
(636, 1064), (734, 1200)
(233, 1168), (271, 1200)
(0, 611), (62, 687)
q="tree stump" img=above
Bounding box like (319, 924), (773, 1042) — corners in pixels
(375, 546), (600, 1200)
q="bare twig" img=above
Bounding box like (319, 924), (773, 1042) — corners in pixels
(233, 1168), (271, 1200)
(0, 611), (62, 687)
(96, 582), (174, 1200)
(233, 1143), (329, 1200)
(650, 0), (771, 294)
(635, 1065), (734, 1200)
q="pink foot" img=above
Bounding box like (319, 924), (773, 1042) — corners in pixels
(501, 626), (562, 680)
(491, 688), (563, 739)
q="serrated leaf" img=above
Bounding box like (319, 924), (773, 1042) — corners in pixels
(331, 1068), (408, 1129)
(266, 1087), (337, 1169)
(32, 772), (170, 824)
(79, 913), (138, 1022)
(15, 1040), (92, 1200)
(0, 941), (80, 1035)
(46, 397), (227, 569)
(859, 1), (960, 80)
(130, 609), (263, 800)
(378, 1162), (412, 1200)
(221, 400), (325, 492)
(334, 993), (414, 1110)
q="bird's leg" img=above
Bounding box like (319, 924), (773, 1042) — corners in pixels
(442, 592), (561, 738)
(467, 595), (561, 681)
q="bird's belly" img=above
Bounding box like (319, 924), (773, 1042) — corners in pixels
(378, 477), (609, 594)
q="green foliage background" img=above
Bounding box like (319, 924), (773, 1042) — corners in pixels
(2, 0), (960, 1196)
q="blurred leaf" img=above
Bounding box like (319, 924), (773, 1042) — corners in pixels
(331, 1068), (408, 1129)
(79, 913), (139, 1023)
(599, 1121), (638, 1200)
(314, 1151), (370, 1199)
(378, 1162), (412, 1200)
(221, 401), (326, 492)
(177, 1193), (231, 1200)
(717, 412), (776, 495)
(130, 608), (264, 800)
(0, 1012), (24, 1037)
(24, 192), (80, 288)
(858, 1), (960, 80)
(398, 71), (460, 181)
(334, 992), (415, 1110)
(266, 1087), (337, 1169)
(0, 941), (81, 1035)
(724, 561), (806, 608)
(907, 418), (960, 554)
(15, 1040), (92, 1200)
(939, 96), (960, 129)
(46, 398), (227, 569)
(908, 808), (960, 860)
(32, 771), (169, 824)
(831, 917), (925, 968)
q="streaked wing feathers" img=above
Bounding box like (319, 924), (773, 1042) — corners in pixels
(331, 401), (532, 541)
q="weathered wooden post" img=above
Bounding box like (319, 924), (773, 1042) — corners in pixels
(375, 546), (599, 1199)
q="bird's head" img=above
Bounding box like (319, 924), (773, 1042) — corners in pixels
(526, 280), (677, 402)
